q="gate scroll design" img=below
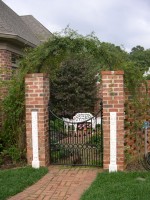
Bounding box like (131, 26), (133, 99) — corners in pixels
(48, 101), (103, 166)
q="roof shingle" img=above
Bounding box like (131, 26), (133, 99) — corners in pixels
(21, 15), (52, 42)
(0, 0), (40, 46)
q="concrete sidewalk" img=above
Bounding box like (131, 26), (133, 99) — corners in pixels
(9, 166), (102, 200)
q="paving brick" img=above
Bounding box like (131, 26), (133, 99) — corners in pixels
(8, 166), (100, 200)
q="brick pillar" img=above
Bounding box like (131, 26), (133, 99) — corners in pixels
(101, 71), (124, 171)
(25, 73), (50, 167)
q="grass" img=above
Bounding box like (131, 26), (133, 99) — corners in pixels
(80, 171), (150, 200)
(0, 166), (48, 200)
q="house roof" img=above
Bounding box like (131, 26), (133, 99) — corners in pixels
(20, 15), (52, 42)
(0, 0), (51, 47)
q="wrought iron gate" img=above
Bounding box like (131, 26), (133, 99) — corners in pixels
(49, 102), (103, 166)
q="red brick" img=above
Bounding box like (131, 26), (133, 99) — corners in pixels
(25, 73), (50, 166)
(101, 71), (125, 171)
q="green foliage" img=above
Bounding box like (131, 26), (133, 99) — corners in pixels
(0, 68), (26, 163)
(50, 118), (67, 145)
(50, 119), (64, 132)
(145, 74), (150, 80)
(130, 45), (150, 73)
(99, 42), (128, 70)
(50, 54), (98, 117)
(51, 147), (70, 162)
(87, 133), (101, 147)
(0, 166), (48, 200)
(122, 62), (146, 96)
(1, 74), (25, 146)
(7, 145), (22, 163)
(20, 27), (128, 75)
(0, 145), (23, 165)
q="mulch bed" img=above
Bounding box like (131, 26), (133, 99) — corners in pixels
(125, 159), (147, 171)
(0, 156), (26, 170)
(0, 155), (149, 171)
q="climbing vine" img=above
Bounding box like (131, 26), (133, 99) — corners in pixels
(0, 27), (149, 164)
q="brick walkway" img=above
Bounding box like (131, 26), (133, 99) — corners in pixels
(9, 166), (102, 200)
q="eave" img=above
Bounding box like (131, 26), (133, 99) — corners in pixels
(0, 33), (38, 48)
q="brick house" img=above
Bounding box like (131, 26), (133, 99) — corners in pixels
(0, 0), (52, 80)
(0, 0), (52, 128)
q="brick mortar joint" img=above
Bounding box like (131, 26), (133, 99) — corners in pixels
(25, 73), (49, 78)
(101, 70), (124, 75)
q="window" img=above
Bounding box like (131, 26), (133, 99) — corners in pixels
(11, 53), (19, 66)
(11, 53), (21, 75)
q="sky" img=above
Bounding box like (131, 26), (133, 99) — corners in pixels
(3, 0), (150, 52)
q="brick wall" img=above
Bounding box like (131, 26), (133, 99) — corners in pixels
(101, 71), (125, 171)
(0, 49), (12, 99)
(0, 49), (12, 81)
(0, 50), (12, 128)
(25, 73), (50, 166)
(24, 71), (150, 170)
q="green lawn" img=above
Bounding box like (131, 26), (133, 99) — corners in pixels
(81, 171), (150, 200)
(0, 166), (48, 200)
